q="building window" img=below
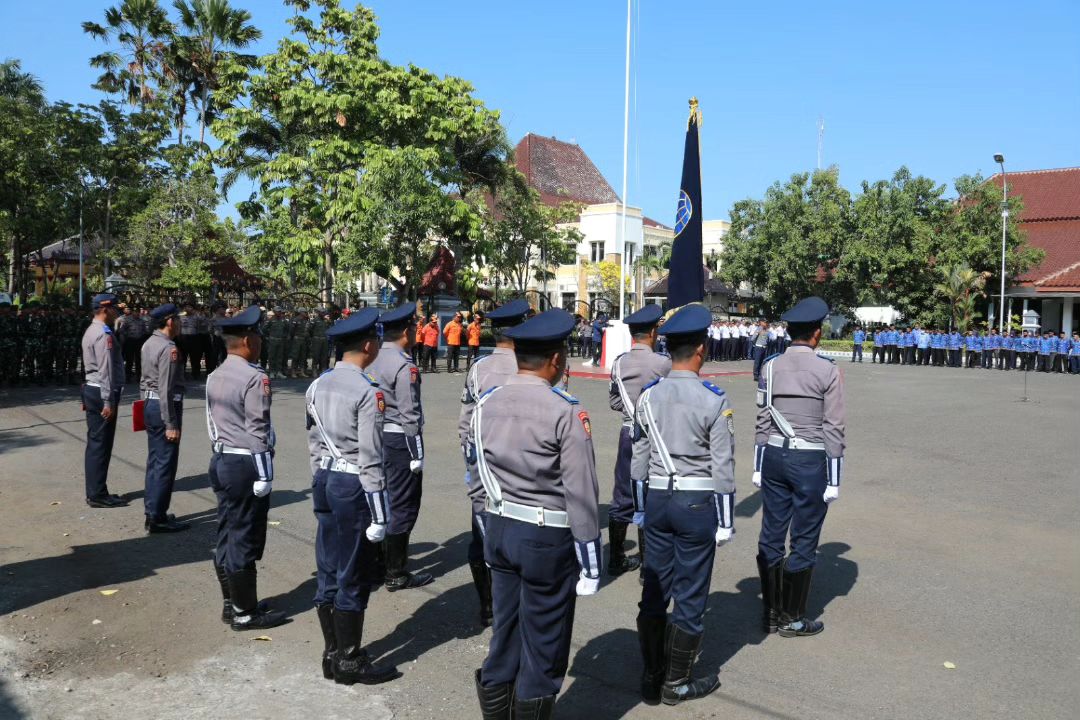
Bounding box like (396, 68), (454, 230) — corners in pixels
(562, 292), (576, 312)
(590, 241), (604, 263)
(624, 242), (635, 266)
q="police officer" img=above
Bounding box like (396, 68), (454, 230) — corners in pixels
(753, 296), (845, 639)
(608, 304), (671, 580)
(470, 309), (601, 720)
(305, 308), (400, 685)
(140, 303), (190, 533)
(368, 303), (433, 591)
(632, 304), (734, 706)
(82, 293), (128, 508)
(205, 305), (287, 631)
(459, 299), (531, 628)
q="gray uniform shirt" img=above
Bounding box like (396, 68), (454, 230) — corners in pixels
(754, 345), (846, 459)
(205, 354), (273, 454)
(469, 374), (599, 543)
(140, 330), (184, 430)
(368, 341), (423, 436)
(304, 361), (385, 494)
(180, 313), (197, 335)
(632, 370), (736, 495)
(609, 343), (672, 425)
(81, 319), (124, 406)
(459, 347), (518, 512)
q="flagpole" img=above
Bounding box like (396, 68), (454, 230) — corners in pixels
(618, 0), (631, 319)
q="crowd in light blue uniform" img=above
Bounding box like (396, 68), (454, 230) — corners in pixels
(848, 325), (1080, 374)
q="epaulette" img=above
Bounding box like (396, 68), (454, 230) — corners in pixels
(657, 350), (671, 358)
(478, 386), (500, 400)
(362, 372), (379, 386)
(702, 380), (725, 397)
(102, 325), (112, 334)
(763, 353), (780, 363)
(642, 377), (664, 391)
(399, 350), (412, 361)
(816, 353), (836, 364)
(320, 368), (333, 377)
(551, 386), (579, 404)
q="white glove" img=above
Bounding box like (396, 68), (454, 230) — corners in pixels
(632, 511), (645, 527)
(252, 480), (272, 497)
(409, 459), (423, 473)
(715, 526), (734, 546)
(366, 523), (386, 543)
(823, 485), (839, 504)
(576, 572), (600, 596)
(751, 471), (762, 488)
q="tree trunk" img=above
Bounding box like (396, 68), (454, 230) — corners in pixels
(321, 232), (333, 306)
(104, 189), (113, 278)
(199, 84), (209, 146)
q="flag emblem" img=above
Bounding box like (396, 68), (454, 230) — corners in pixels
(674, 190), (693, 236)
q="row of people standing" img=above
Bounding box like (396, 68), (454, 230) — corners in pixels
(0, 299), (87, 385)
(851, 326), (1080, 373)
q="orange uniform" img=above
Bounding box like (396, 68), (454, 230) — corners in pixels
(467, 322), (482, 347)
(444, 319), (463, 346)
(422, 322), (440, 347)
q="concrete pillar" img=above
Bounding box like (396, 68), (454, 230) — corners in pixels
(988, 301), (996, 328)
(1007, 297), (1014, 330)
(1023, 298), (1029, 314)
(1063, 296), (1075, 333)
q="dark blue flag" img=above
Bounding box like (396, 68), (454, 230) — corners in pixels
(667, 98), (705, 309)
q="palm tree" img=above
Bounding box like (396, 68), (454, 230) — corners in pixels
(934, 263), (988, 332)
(83, 0), (172, 109)
(634, 239), (673, 278)
(0, 59), (45, 105)
(159, 38), (198, 144)
(172, 0), (261, 145)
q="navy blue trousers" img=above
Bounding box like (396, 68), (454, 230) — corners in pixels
(609, 426), (634, 522)
(468, 511), (486, 564)
(384, 433), (422, 535)
(209, 453), (270, 574)
(482, 514), (578, 699)
(143, 398), (182, 521)
(311, 468), (339, 606)
(83, 386), (119, 500)
(639, 489), (717, 635)
(757, 446), (829, 571)
(325, 471), (376, 613)
(752, 347), (767, 379)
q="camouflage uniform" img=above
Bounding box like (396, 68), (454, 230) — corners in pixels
(308, 313), (329, 376)
(288, 312), (311, 378)
(264, 313), (288, 379)
(0, 305), (18, 385)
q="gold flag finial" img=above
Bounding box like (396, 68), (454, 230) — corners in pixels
(688, 97), (702, 128)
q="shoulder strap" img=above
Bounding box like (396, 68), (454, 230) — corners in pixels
(638, 388), (679, 479)
(765, 359), (797, 438)
(471, 386), (505, 506)
(306, 374), (343, 461)
(612, 354), (635, 416)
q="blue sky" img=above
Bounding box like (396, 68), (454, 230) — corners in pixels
(4, 0), (1079, 223)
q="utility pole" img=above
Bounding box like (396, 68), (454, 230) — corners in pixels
(817, 116), (825, 170)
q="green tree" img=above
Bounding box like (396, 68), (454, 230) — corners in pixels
(587, 260), (629, 307)
(933, 263), (987, 332)
(83, 0), (173, 109)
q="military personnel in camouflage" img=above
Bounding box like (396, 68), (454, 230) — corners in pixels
(0, 296), (17, 385)
(264, 310), (287, 379)
(309, 310), (330, 377)
(290, 310), (312, 378)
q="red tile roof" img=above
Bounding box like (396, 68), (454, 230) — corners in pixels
(993, 167), (1080, 291)
(515, 134), (620, 207)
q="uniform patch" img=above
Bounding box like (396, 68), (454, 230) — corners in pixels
(262, 377), (272, 396)
(375, 391), (386, 414)
(723, 408), (735, 435)
(170, 347), (179, 362)
(106, 336), (113, 350)
(702, 380), (725, 397)
(410, 366), (419, 383)
(578, 411), (592, 438)
(551, 386), (579, 404)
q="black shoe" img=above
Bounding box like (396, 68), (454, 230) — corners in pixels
(228, 567), (288, 631)
(316, 604), (336, 679)
(332, 610), (400, 685)
(608, 519), (642, 575)
(384, 533), (434, 591)
(778, 563), (824, 637)
(511, 695), (556, 720)
(146, 517), (191, 534)
(231, 606), (289, 631)
(637, 614), (666, 705)
(475, 668), (512, 720)
(469, 560), (493, 628)
(661, 624), (720, 705)
(756, 553), (782, 634)
(86, 495), (128, 508)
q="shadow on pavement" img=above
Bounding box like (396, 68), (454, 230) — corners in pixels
(366, 582), (485, 668)
(735, 490), (763, 519)
(0, 678), (26, 720)
(0, 429), (56, 455)
(264, 575), (319, 621)
(410, 531), (471, 584)
(561, 627), (644, 719)
(809, 542), (857, 619)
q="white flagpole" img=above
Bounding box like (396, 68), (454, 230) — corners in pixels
(618, 0), (631, 319)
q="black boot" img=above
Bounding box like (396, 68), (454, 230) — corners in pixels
(316, 604), (336, 679)
(146, 514), (190, 534)
(384, 533), (433, 591)
(637, 526), (647, 586)
(228, 567), (288, 631)
(660, 624), (720, 705)
(474, 668), (512, 720)
(756, 553), (782, 634)
(332, 609), (400, 685)
(636, 614), (666, 705)
(214, 562), (232, 624)
(511, 695), (556, 720)
(778, 563), (824, 637)
(607, 519), (641, 575)
(469, 560), (493, 627)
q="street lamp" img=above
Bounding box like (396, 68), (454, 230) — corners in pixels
(994, 154), (1007, 333)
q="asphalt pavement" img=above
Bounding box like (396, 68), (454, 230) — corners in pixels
(1, 357), (1077, 719)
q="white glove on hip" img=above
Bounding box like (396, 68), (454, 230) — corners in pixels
(823, 485), (839, 504)
(576, 572), (600, 596)
(252, 480), (272, 497)
(632, 511), (645, 527)
(715, 526), (734, 547)
(751, 471), (762, 488)
(409, 459), (423, 474)
(366, 523), (387, 543)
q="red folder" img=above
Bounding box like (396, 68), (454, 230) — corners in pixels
(132, 399), (146, 432)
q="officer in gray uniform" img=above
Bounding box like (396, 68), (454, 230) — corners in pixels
(608, 303), (671, 579)
(753, 296), (845, 638)
(305, 308), (399, 685)
(632, 304), (734, 706)
(367, 303), (433, 591)
(139, 303), (190, 533)
(470, 308), (600, 720)
(458, 299), (531, 627)
(81, 293), (128, 508)
(205, 305), (287, 631)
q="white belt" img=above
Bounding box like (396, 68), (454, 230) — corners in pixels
(86, 381), (101, 388)
(768, 435), (825, 451)
(621, 420), (634, 428)
(318, 456), (361, 474)
(648, 475), (715, 491)
(383, 423), (405, 434)
(485, 498), (570, 528)
(212, 442), (254, 455)
(143, 391), (183, 402)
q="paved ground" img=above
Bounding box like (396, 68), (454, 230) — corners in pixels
(1, 358), (1077, 719)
